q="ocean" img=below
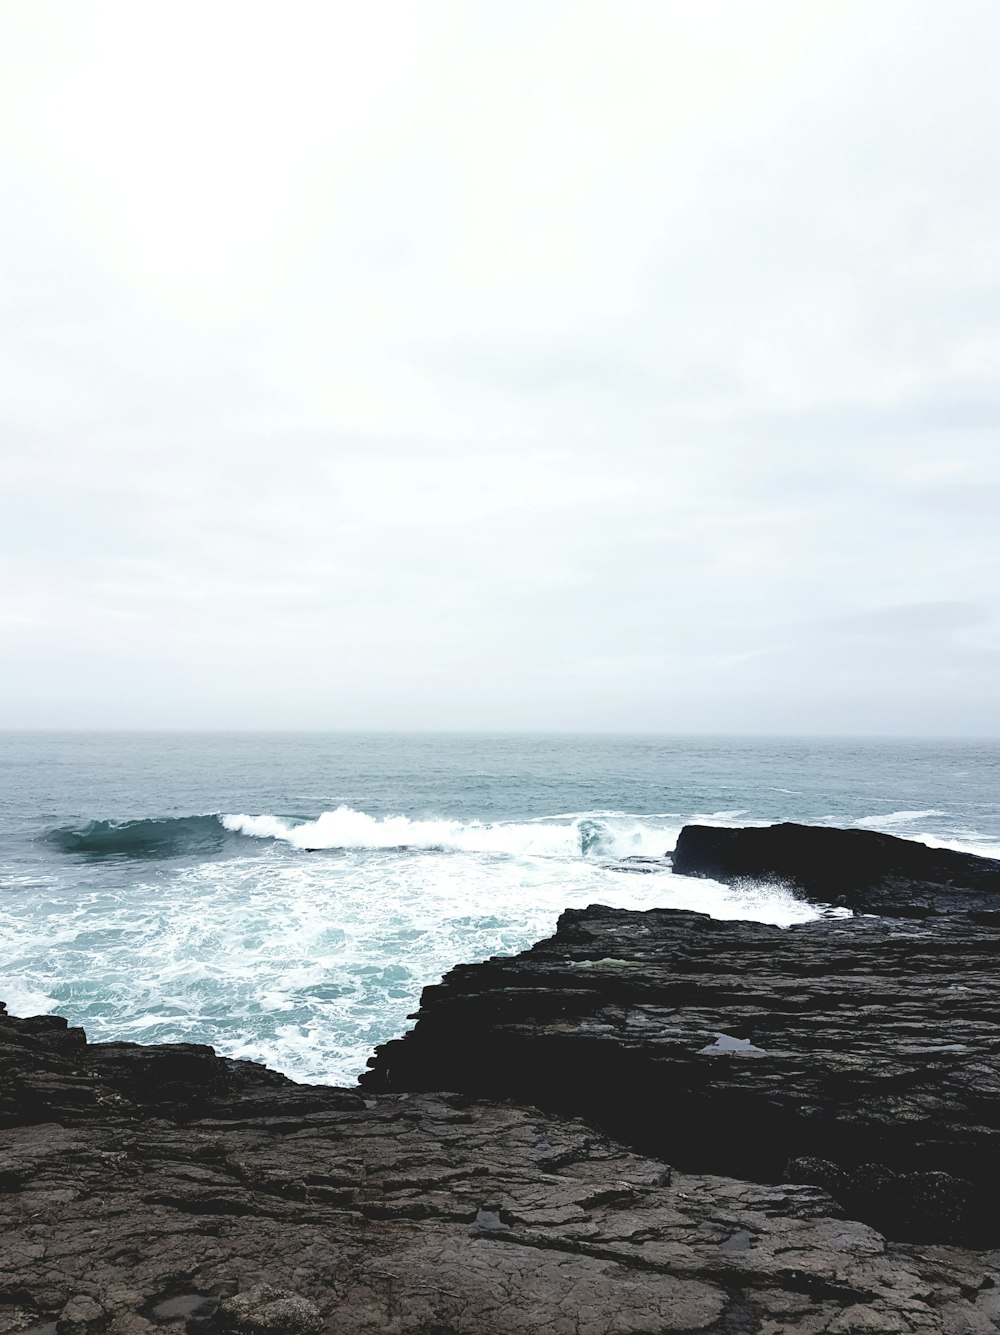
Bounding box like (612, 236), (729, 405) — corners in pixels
(1, 731), (997, 1085)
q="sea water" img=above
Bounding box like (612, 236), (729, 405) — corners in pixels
(1, 732), (997, 1084)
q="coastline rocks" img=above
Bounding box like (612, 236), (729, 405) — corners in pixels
(0, 1009), (361, 1129)
(7, 821), (1000, 1331)
(670, 822), (1000, 916)
(2, 1004), (999, 1335)
(362, 905), (1000, 1244)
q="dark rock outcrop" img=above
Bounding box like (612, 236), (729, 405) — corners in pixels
(2, 1000), (999, 1334)
(671, 821), (1000, 916)
(363, 905), (1000, 1245)
(0, 1012), (360, 1129)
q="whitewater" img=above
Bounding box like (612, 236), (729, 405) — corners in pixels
(1, 732), (998, 1084)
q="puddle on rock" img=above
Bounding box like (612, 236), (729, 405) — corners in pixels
(720, 1228), (753, 1256)
(698, 1033), (767, 1056)
(151, 1295), (218, 1322)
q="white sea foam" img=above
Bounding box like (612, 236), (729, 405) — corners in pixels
(222, 806), (684, 860)
(0, 836), (820, 1085)
(854, 810), (947, 828)
(851, 811), (1000, 859)
(1, 977), (58, 1017)
(905, 832), (1000, 860)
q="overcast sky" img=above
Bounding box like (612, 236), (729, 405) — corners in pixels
(2, 1), (998, 733)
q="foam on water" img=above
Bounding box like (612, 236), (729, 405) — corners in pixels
(5, 730), (998, 1089)
(902, 831), (1000, 860)
(1, 977), (58, 1017)
(0, 834), (818, 1084)
(854, 810), (948, 829)
(852, 810), (1000, 860)
(220, 805), (765, 861)
(221, 806), (686, 859)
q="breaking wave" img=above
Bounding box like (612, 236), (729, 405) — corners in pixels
(45, 807), (690, 863)
(43, 814), (244, 861)
(221, 806), (680, 860)
(45, 806), (997, 867)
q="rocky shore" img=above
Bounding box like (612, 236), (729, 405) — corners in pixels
(4, 825), (1000, 1333)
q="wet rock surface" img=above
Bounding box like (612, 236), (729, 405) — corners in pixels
(363, 907), (1000, 1246)
(0, 1013), (360, 1131)
(2, 1002), (998, 1335)
(670, 822), (1000, 916)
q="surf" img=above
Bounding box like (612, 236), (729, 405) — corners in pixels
(221, 806), (683, 860)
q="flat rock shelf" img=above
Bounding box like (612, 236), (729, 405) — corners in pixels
(363, 907), (1000, 1244)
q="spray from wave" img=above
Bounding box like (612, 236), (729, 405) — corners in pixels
(221, 806), (687, 860)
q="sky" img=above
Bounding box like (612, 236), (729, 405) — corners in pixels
(1, 1), (999, 734)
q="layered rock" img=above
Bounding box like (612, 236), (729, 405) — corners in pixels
(0, 1012), (360, 1129)
(363, 906), (1000, 1244)
(670, 822), (1000, 916)
(2, 1001), (999, 1335)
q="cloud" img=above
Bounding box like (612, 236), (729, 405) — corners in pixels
(1, 0), (999, 731)
(824, 602), (988, 639)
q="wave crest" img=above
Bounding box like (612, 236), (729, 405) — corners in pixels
(44, 806), (772, 865)
(44, 814), (238, 861)
(222, 806), (678, 860)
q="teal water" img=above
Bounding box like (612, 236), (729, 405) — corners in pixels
(1, 732), (997, 1083)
